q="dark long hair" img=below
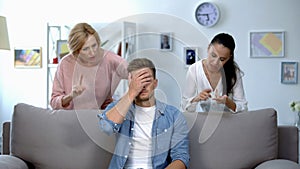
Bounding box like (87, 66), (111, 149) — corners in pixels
(210, 33), (243, 95)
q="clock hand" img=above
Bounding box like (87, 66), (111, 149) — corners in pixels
(198, 12), (215, 16)
(198, 13), (210, 20)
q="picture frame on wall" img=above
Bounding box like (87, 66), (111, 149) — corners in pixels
(281, 61), (298, 84)
(184, 47), (198, 66)
(14, 47), (42, 68)
(160, 32), (172, 51)
(56, 40), (69, 61)
(249, 31), (284, 58)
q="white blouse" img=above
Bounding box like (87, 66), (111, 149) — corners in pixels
(181, 59), (248, 113)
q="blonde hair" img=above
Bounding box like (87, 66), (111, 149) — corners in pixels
(68, 23), (101, 58)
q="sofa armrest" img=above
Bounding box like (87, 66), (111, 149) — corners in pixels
(0, 155), (28, 169)
(2, 121), (10, 155)
(278, 125), (298, 163)
(255, 159), (300, 169)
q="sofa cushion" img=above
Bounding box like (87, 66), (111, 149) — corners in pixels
(10, 103), (115, 169)
(185, 108), (278, 169)
(0, 155), (28, 169)
(255, 159), (300, 169)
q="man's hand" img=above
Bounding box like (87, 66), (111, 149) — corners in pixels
(127, 68), (152, 100)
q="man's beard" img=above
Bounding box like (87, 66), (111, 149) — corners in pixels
(136, 95), (150, 102)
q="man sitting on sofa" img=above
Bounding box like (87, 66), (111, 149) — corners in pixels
(98, 58), (190, 169)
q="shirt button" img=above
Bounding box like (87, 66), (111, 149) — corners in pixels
(131, 128), (134, 130)
(129, 142), (132, 146)
(124, 155), (128, 158)
(164, 129), (167, 132)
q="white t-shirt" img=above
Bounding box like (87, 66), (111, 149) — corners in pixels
(124, 105), (156, 169)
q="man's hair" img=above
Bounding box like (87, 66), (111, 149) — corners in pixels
(127, 58), (156, 78)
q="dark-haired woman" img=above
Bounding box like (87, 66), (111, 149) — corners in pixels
(181, 33), (247, 113)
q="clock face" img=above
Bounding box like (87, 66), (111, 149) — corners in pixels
(195, 2), (220, 27)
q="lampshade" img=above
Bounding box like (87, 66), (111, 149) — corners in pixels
(0, 16), (10, 50)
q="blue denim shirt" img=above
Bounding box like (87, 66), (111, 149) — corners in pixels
(98, 100), (190, 169)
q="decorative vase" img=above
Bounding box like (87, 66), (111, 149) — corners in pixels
(296, 111), (300, 128)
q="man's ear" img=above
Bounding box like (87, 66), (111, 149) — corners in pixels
(154, 79), (158, 88)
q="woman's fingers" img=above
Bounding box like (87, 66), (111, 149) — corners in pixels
(79, 74), (83, 85)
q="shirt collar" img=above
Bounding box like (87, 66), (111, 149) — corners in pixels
(126, 99), (166, 120)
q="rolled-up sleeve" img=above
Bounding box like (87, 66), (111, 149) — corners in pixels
(97, 102), (122, 135)
(97, 113), (119, 135)
(170, 111), (190, 168)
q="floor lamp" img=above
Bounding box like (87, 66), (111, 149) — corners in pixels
(0, 16), (10, 130)
(0, 16), (10, 50)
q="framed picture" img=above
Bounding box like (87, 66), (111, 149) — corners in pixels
(249, 31), (284, 58)
(184, 47), (198, 66)
(14, 47), (42, 68)
(281, 61), (298, 84)
(160, 32), (172, 51)
(56, 40), (69, 61)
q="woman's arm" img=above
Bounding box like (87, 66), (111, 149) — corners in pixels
(181, 64), (199, 112)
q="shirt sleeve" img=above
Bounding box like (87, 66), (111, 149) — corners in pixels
(97, 101), (122, 135)
(232, 71), (248, 112)
(170, 110), (190, 168)
(109, 52), (129, 97)
(50, 61), (73, 110)
(181, 64), (198, 113)
(110, 51), (128, 79)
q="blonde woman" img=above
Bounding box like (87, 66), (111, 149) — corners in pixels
(51, 23), (128, 110)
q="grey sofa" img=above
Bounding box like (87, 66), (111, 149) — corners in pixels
(0, 103), (299, 169)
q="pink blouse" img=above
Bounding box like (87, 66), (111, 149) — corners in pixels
(50, 50), (128, 110)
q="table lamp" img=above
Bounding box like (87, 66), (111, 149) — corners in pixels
(0, 16), (10, 50)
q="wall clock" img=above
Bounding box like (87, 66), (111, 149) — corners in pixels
(195, 2), (220, 27)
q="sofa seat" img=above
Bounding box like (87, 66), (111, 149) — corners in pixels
(0, 155), (28, 169)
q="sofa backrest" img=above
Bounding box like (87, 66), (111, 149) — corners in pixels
(9, 103), (296, 169)
(185, 108), (279, 169)
(11, 103), (115, 169)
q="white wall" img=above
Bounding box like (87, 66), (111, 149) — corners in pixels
(0, 0), (299, 129)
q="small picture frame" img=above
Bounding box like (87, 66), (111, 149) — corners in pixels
(249, 31), (284, 58)
(160, 32), (172, 51)
(56, 40), (69, 61)
(281, 61), (298, 84)
(14, 47), (42, 68)
(184, 47), (198, 66)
